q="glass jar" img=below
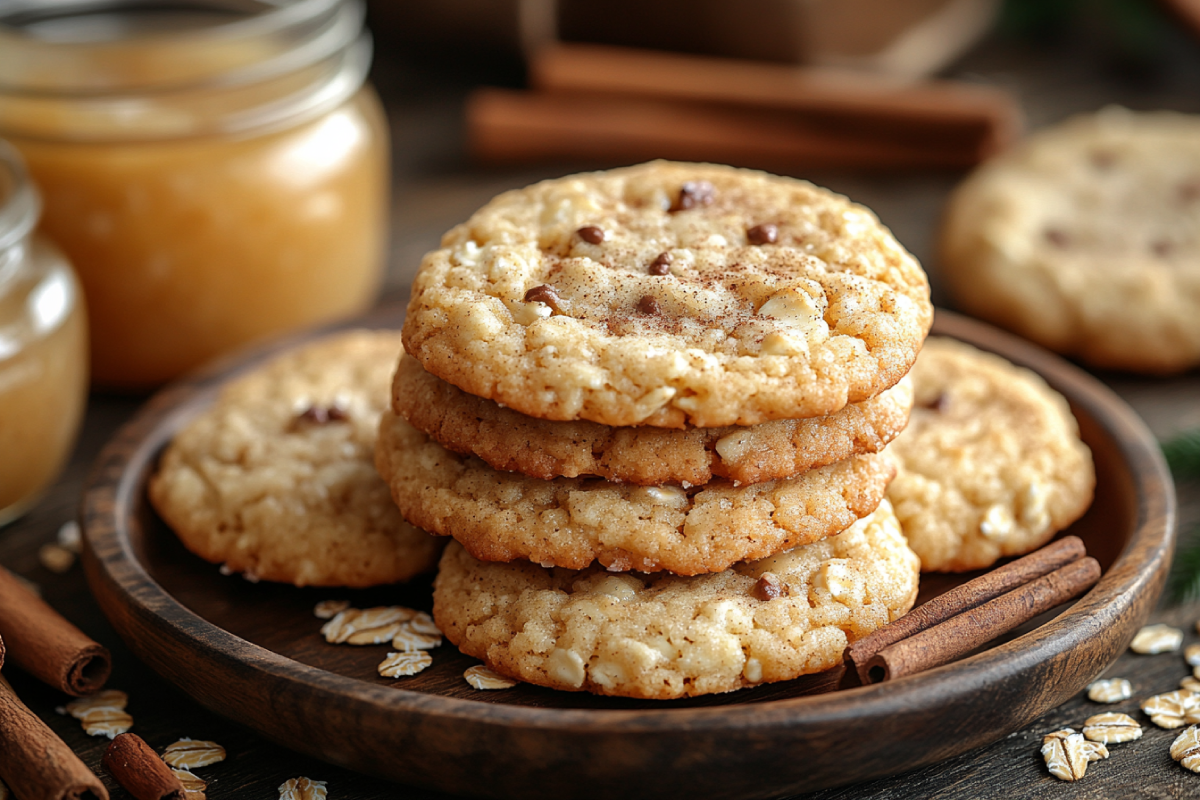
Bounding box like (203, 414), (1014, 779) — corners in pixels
(0, 141), (88, 526)
(0, 0), (390, 389)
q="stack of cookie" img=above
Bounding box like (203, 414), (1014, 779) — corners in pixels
(376, 161), (935, 699)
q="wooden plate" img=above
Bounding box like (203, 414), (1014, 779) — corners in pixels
(81, 309), (1175, 799)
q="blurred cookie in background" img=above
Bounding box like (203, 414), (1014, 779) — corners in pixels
(941, 107), (1200, 374)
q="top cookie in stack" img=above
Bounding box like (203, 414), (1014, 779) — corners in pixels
(379, 161), (932, 578)
(401, 160), (931, 429)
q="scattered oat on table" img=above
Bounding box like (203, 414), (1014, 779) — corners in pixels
(161, 738), (225, 769)
(313, 599), (350, 620)
(1183, 676), (1200, 693)
(1087, 678), (1133, 704)
(80, 707), (133, 738)
(61, 690), (128, 718)
(57, 520), (81, 553)
(1186, 644), (1200, 667)
(1172, 725), (1200, 773)
(278, 777), (327, 800)
(38, 543), (75, 573)
(378, 651), (432, 678)
(1141, 690), (1200, 729)
(464, 665), (517, 690)
(391, 623), (442, 652)
(1130, 624), (1183, 654)
(172, 768), (207, 799)
(408, 611), (440, 637)
(60, 689), (133, 739)
(320, 606), (417, 645)
(1082, 713), (1142, 744)
(1042, 729), (1102, 781)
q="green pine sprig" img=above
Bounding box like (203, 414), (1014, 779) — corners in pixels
(1162, 428), (1200, 479)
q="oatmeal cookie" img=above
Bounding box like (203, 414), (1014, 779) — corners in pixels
(376, 410), (896, 575)
(886, 337), (1094, 572)
(393, 354), (913, 486)
(149, 331), (442, 587)
(402, 161), (931, 428)
(941, 108), (1200, 373)
(432, 500), (919, 699)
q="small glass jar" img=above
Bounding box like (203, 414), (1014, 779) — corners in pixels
(0, 0), (390, 389)
(0, 141), (88, 526)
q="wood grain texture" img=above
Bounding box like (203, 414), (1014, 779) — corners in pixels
(77, 308), (1173, 799)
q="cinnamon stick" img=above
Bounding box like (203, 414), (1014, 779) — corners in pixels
(0, 564), (111, 696)
(467, 88), (992, 171)
(530, 44), (1023, 156)
(864, 556), (1102, 684)
(0, 675), (109, 800)
(103, 734), (185, 800)
(844, 536), (1088, 685)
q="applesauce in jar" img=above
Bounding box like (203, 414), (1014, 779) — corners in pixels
(0, 143), (88, 525)
(0, 0), (389, 388)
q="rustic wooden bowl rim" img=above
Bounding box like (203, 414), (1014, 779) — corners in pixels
(82, 308), (1175, 789)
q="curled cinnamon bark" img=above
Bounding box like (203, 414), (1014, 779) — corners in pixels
(103, 734), (185, 800)
(864, 556), (1102, 684)
(0, 564), (111, 695)
(844, 536), (1087, 685)
(0, 675), (108, 800)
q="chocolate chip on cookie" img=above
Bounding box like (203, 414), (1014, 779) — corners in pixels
(672, 180), (716, 211)
(523, 284), (563, 313)
(1179, 178), (1200, 203)
(1043, 228), (1070, 249)
(292, 403), (349, 428)
(747, 223), (778, 245)
(636, 295), (661, 315)
(576, 225), (605, 244)
(919, 392), (950, 413)
(648, 251), (673, 275)
(752, 572), (790, 600)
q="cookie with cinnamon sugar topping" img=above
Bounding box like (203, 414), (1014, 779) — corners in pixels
(402, 161), (932, 428)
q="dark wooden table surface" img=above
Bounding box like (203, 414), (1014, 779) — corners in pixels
(7, 12), (1200, 799)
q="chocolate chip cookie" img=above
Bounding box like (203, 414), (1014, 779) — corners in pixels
(149, 331), (442, 587)
(403, 161), (932, 427)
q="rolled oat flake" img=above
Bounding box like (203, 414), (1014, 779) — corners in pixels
(1081, 713), (1142, 744)
(1130, 623), (1183, 654)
